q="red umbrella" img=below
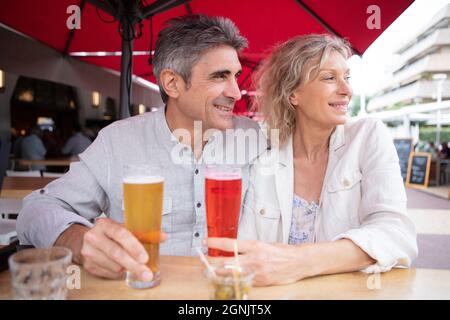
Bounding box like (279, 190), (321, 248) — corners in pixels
(0, 0), (413, 117)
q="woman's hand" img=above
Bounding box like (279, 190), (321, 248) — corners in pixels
(206, 238), (313, 286)
(206, 237), (376, 286)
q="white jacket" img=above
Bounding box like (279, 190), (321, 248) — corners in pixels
(238, 117), (418, 273)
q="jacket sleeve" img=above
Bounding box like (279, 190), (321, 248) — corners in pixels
(332, 119), (418, 273)
(16, 132), (111, 248)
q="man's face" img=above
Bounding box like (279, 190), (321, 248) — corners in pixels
(177, 45), (242, 131)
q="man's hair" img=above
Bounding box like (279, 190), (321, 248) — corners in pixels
(153, 14), (248, 103)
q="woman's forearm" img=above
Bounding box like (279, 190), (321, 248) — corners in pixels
(300, 239), (376, 278)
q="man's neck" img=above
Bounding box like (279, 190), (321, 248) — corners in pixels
(165, 102), (207, 160)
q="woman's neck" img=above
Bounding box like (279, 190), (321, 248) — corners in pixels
(293, 116), (334, 161)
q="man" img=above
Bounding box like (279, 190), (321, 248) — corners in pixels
(17, 15), (266, 282)
(61, 123), (92, 158)
(21, 125), (47, 171)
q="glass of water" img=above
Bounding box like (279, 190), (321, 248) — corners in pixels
(8, 247), (72, 300)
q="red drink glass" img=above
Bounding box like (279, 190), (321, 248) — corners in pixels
(205, 165), (242, 257)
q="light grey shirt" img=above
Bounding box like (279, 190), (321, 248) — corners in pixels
(17, 107), (267, 256)
(62, 132), (92, 156)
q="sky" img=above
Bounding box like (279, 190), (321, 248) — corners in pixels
(348, 0), (450, 96)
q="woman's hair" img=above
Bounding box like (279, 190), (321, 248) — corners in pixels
(254, 34), (352, 146)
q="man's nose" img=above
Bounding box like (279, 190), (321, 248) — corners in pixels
(224, 77), (242, 101)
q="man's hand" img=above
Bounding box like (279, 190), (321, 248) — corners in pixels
(55, 218), (167, 281)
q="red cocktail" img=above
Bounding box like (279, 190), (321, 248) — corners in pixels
(205, 166), (242, 257)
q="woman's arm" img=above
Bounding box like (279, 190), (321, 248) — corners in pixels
(207, 237), (375, 286)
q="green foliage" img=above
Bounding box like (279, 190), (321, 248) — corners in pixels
(419, 126), (450, 142)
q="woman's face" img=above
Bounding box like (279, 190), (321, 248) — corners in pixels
(289, 50), (352, 129)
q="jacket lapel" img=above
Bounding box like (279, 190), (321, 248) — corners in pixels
(274, 136), (294, 243)
(314, 124), (346, 241)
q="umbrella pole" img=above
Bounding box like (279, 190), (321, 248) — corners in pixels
(119, 17), (134, 119)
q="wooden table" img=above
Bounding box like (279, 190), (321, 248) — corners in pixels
(1, 256), (449, 300)
(16, 158), (72, 168)
(0, 177), (56, 199)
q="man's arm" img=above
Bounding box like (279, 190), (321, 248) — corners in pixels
(17, 132), (155, 281)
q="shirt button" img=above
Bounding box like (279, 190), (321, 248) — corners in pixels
(342, 178), (350, 187)
(195, 169), (199, 175)
(259, 208), (265, 215)
(196, 202), (201, 208)
(194, 232), (200, 238)
(39, 189), (45, 194)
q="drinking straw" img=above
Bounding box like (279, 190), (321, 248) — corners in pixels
(232, 240), (242, 300)
(195, 247), (216, 278)
(233, 240), (240, 268)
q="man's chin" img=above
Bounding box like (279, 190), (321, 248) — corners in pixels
(206, 116), (234, 131)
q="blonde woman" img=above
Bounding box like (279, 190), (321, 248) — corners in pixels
(207, 35), (418, 286)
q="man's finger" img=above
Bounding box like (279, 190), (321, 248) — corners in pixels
(81, 241), (125, 274)
(98, 219), (149, 264)
(84, 258), (125, 280)
(84, 230), (153, 282)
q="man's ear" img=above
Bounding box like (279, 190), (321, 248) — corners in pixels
(160, 69), (181, 99)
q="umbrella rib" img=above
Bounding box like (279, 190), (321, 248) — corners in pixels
(87, 0), (119, 19)
(294, 0), (362, 55)
(141, 0), (191, 19)
(185, 2), (193, 16)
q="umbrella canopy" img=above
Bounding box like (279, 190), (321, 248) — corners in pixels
(0, 0), (413, 116)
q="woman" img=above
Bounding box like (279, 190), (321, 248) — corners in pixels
(207, 35), (418, 286)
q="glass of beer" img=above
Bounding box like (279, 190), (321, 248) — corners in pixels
(123, 165), (164, 289)
(205, 165), (242, 257)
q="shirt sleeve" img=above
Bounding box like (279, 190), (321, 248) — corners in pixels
(332, 119), (418, 273)
(16, 132), (110, 248)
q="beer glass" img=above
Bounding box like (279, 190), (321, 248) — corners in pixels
(205, 165), (242, 257)
(123, 165), (164, 289)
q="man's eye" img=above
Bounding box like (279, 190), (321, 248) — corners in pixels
(323, 76), (334, 81)
(214, 74), (227, 79)
(345, 75), (351, 81)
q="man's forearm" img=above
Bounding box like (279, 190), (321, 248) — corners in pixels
(54, 224), (90, 264)
(301, 239), (376, 278)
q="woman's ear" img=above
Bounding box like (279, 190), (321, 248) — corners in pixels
(289, 92), (298, 106)
(159, 69), (180, 99)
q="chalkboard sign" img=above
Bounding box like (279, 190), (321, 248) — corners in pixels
(406, 152), (431, 189)
(393, 138), (413, 181)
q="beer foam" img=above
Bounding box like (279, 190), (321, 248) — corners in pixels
(123, 175), (164, 184)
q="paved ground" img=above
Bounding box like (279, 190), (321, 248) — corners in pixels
(407, 188), (450, 270)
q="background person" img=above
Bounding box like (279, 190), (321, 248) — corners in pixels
(21, 125), (47, 171)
